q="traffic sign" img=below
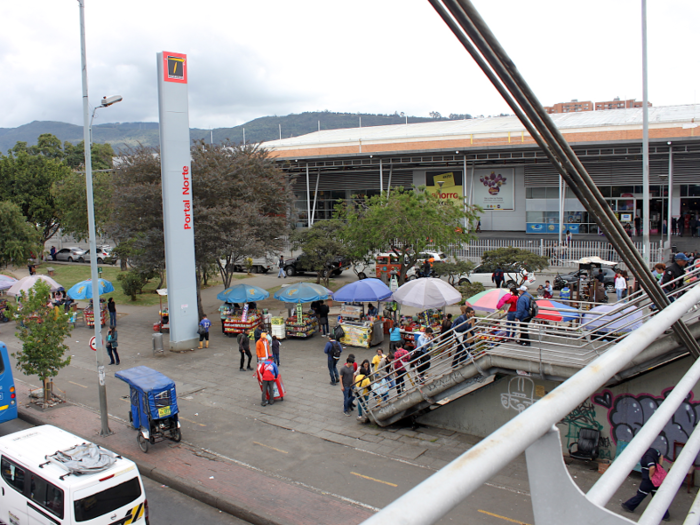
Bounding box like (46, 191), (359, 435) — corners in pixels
(89, 336), (97, 351)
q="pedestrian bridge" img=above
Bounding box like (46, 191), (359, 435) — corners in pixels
(360, 268), (700, 428)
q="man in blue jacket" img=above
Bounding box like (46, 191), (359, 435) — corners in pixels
(324, 335), (342, 385)
(515, 285), (533, 347)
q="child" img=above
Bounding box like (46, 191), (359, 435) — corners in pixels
(271, 335), (281, 367)
(543, 280), (553, 299)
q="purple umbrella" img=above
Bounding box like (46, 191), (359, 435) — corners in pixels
(583, 304), (643, 333)
(334, 278), (392, 302)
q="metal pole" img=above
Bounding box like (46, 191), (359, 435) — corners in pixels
(305, 164), (311, 229)
(558, 175), (563, 246)
(667, 143), (673, 251)
(279, 123), (281, 140)
(78, 0), (110, 436)
(210, 129), (213, 144)
(243, 128), (246, 145)
(642, 0), (650, 266)
(379, 158), (383, 195)
(386, 161), (393, 198)
(310, 170), (320, 225)
(463, 155), (468, 230)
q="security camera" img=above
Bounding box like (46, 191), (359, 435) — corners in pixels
(101, 95), (123, 107)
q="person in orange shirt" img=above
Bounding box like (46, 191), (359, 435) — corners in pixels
(256, 332), (271, 362)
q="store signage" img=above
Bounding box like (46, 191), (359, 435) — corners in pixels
(426, 171), (463, 204)
(473, 168), (514, 211)
(242, 303), (249, 323)
(163, 52), (187, 84)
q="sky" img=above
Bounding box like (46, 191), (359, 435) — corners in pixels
(1, 0), (698, 130)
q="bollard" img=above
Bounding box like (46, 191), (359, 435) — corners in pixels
(152, 332), (164, 355)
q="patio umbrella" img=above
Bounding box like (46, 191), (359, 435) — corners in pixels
(67, 278), (115, 300)
(334, 278), (392, 303)
(583, 304), (643, 333)
(6, 275), (62, 297)
(0, 275), (18, 291)
(217, 283), (270, 303)
(465, 289), (510, 313)
(535, 299), (580, 323)
(274, 282), (333, 303)
(391, 277), (462, 309)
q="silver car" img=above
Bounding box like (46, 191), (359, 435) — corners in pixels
(54, 247), (86, 262)
(79, 246), (112, 264)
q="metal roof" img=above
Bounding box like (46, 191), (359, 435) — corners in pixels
(263, 104), (700, 151)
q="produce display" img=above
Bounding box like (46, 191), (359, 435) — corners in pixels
(285, 312), (317, 338)
(84, 303), (107, 328)
(399, 309), (443, 333)
(223, 309), (263, 335)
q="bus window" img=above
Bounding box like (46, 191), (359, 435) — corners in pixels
(73, 477), (142, 522)
(29, 472), (64, 519)
(1, 457), (25, 494)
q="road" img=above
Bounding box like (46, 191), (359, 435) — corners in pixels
(0, 419), (249, 525)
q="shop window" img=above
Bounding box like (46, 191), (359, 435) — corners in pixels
(528, 187), (547, 199)
(681, 185), (688, 197)
(598, 187), (611, 197)
(545, 187), (560, 199)
(689, 185), (700, 197)
(526, 212), (544, 222)
(611, 186), (634, 197)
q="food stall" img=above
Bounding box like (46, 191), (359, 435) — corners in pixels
(274, 283), (333, 340)
(224, 303), (264, 335)
(336, 304), (384, 348)
(285, 302), (318, 338)
(84, 299), (107, 328)
(270, 316), (286, 339)
(154, 288), (169, 332)
(215, 283), (271, 336)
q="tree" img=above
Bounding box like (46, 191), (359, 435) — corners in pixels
(52, 169), (114, 241)
(429, 111), (442, 119)
(438, 260), (476, 286)
(290, 219), (347, 287)
(0, 144), (72, 243)
(190, 141), (294, 290)
(0, 201), (42, 267)
(64, 141), (115, 171)
(479, 247), (550, 285)
(339, 187), (480, 284)
(8, 281), (73, 406)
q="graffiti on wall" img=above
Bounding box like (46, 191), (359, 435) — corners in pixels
(593, 388), (700, 464)
(501, 377), (535, 413)
(559, 400), (611, 459)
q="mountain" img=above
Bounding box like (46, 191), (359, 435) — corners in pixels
(0, 112), (449, 154)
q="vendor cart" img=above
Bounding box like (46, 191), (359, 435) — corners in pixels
(153, 288), (169, 332)
(223, 304), (263, 335)
(256, 361), (285, 402)
(337, 305), (384, 348)
(84, 300), (107, 328)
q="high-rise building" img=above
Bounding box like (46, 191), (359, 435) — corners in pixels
(595, 97), (651, 111)
(544, 100), (592, 114)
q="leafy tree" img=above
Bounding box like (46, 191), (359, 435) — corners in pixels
(0, 145), (72, 243)
(52, 169), (114, 241)
(339, 187), (479, 284)
(290, 219), (347, 287)
(478, 247), (550, 285)
(8, 281), (73, 406)
(117, 270), (149, 301)
(0, 201), (42, 267)
(29, 133), (65, 160)
(190, 141), (294, 290)
(438, 260), (476, 286)
(64, 141), (115, 171)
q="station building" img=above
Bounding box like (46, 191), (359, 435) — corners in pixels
(263, 104), (700, 235)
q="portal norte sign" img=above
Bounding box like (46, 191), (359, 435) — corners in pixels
(156, 51), (199, 350)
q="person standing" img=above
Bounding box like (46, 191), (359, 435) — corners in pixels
(515, 285), (533, 346)
(354, 370), (371, 421)
(106, 327), (120, 365)
(452, 308), (476, 367)
(389, 324), (402, 353)
(254, 324), (263, 343)
(198, 314), (211, 349)
(671, 216), (678, 236)
(277, 255), (286, 278)
(491, 267), (505, 289)
(107, 297), (117, 328)
(271, 335), (281, 367)
(621, 447), (669, 521)
(255, 332), (271, 362)
(393, 347), (409, 394)
(324, 335), (342, 385)
(50, 246), (57, 261)
(614, 271), (627, 303)
(340, 354), (356, 416)
(661, 252), (689, 297)
(237, 331), (253, 371)
(371, 348), (385, 376)
(260, 358), (279, 407)
(441, 313), (453, 336)
(218, 302), (230, 334)
(501, 288), (519, 339)
(317, 301), (330, 336)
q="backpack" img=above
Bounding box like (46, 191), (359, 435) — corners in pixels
(331, 342), (342, 360)
(526, 294), (539, 319)
(333, 324), (345, 341)
(494, 269), (504, 280)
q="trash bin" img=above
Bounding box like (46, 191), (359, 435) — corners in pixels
(152, 332), (164, 355)
(47, 267), (55, 277)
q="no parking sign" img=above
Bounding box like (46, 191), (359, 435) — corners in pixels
(88, 336), (103, 351)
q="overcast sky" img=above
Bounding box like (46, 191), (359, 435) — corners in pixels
(1, 0), (697, 130)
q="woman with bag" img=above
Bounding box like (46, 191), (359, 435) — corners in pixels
(621, 447), (670, 521)
(106, 327), (120, 365)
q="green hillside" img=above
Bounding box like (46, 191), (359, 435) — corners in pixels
(0, 111), (452, 154)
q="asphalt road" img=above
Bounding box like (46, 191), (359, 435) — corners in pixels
(0, 419), (249, 525)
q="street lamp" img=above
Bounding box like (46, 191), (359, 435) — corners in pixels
(78, 0), (122, 436)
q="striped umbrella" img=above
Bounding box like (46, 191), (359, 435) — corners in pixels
(465, 289), (511, 313)
(535, 299), (580, 323)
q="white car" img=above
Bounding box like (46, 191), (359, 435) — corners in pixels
(79, 246), (112, 264)
(54, 247), (86, 262)
(458, 265), (536, 288)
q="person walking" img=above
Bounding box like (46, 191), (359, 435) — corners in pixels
(340, 354), (356, 416)
(198, 314), (211, 349)
(260, 358), (279, 407)
(237, 331), (253, 371)
(277, 255), (286, 278)
(271, 335), (281, 367)
(106, 326), (120, 365)
(614, 271), (627, 302)
(621, 447), (669, 521)
(107, 297), (117, 328)
(491, 267), (505, 289)
(317, 301), (330, 336)
(661, 252), (690, 298)
(324, 335), (342, 385)
(354, 369), (371, 421)
(393, 347), (409, 394)
(255, 332), (271, 362)
(515, 285), (534, 346)
(452, 307), (476, 367)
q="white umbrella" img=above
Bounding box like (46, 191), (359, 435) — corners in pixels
(391, 277), (462, 308)
(6, 275), (63, 297)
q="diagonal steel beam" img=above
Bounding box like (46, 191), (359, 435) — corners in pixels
(429, 0), (700, 358)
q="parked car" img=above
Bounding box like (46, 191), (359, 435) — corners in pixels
(284, 253), (346, 277)
(554, 267), (617, 292)
(457, 265), (536, 288)
(54, 247), (85, 262)
(79, 245), (113, 264)
(233, 257), (273, 274)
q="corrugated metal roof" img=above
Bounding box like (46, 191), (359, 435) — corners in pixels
(263, 104), (700, 150)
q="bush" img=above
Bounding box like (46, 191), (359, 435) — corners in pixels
(458, 282), (485, 304)
(118, 270), (147, 301)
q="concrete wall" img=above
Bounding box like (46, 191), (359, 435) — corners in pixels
(418, 358), (700, 465)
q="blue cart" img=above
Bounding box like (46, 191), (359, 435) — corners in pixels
(115, 366), (181, 453)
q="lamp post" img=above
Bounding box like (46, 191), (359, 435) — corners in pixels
(78, 0), (122, 436)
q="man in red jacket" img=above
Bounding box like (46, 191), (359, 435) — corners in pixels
(260, 358), (279, 407)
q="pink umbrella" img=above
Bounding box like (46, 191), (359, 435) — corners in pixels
(465, 289), (511, 313)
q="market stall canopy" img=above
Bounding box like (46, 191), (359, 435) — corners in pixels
(0, 275), (18, 291)
(583, 304), (642, 333)
(217, 283), (269, 303)
(576, 256), (617, 266)
(334, 278), (392, 303)
(6, 275), (62, 297)
(391, 277), (462, 309)
(535, 299), (580, 323)
(67, 278), (115, 300)
(465, 289), (510, 313)
(274, 283), (333, 303)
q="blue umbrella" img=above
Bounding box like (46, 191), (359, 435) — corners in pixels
(67, 278), (115, 300)
(274, 282), (332, 303)
(334, 278), (392, 302)
(217, 283), (270, 303)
